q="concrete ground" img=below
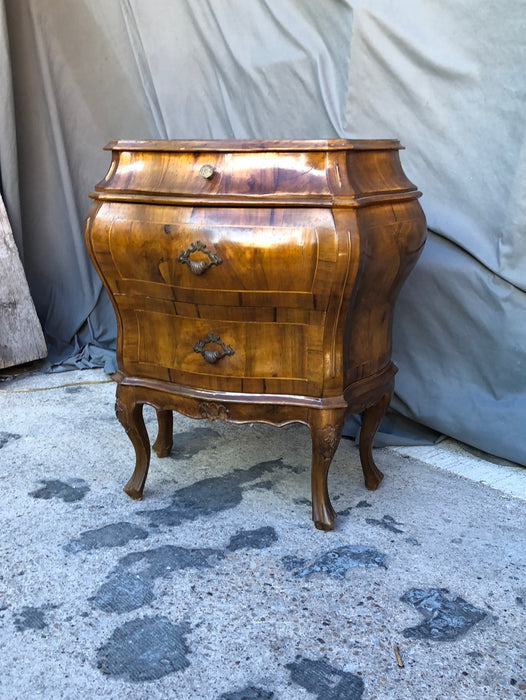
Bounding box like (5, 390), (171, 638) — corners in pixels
(0, 367), (525, 699)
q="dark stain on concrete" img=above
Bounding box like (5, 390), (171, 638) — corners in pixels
(220, 686), (274, 699)
(64, 522), (149, 553)
(365, 514), (404, 533)
(30, 478), (90, 503)
(65, 385), (82, 394)
(401, 588), (487, 641)
(250, 480), (274, 491)
(90, 544), (225, 614)
(13, 604), (56, 632)
(0, 432), (21, 448)
(286, 656), (364, 699)
(118, 544), (225, 581)
(281, 555), (307, 571)
(97, 616), (190, 681)
(227, 526), (278, 551)
(337, 507), (352, 516)
(138, 459), (289, 527)
(293, 497), (311, 506)
(287, 464), (307, 474)
(171, 427), (220, 459)
(288, 545), (387, 579)
(356, 500), (372, 508)
(90, 572), (155, 613)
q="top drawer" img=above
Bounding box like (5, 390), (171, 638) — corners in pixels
(95, 148), (331, 201)
(91, 138), (417, 207)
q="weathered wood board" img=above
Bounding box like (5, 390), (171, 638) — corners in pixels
(0, 194), (47, 368)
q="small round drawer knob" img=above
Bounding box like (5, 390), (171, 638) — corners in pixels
(199, 164), (215, 179)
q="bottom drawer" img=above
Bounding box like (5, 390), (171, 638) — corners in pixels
(121, 310), (324, 389)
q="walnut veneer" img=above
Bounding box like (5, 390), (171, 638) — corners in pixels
(84, 139), (426, 530)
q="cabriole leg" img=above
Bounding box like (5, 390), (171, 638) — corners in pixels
(153, 409), (173, 457)
(359, 390), (392, 490)
(308, 409), (345, 531)
(115, 389), (151, 500)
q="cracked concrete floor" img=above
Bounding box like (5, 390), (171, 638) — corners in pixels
(0, 368), (525, 699)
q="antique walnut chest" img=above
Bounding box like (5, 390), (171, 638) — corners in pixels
(84, 139), (426, 530)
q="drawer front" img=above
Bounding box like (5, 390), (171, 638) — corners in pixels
(119, 309), (325, 393)
(99, 149), (331, 199)
(100, 202), (342, 310)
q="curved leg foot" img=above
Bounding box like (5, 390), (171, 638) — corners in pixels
(309, 410), (344, 531)
(153, 409), (173, 458)
(359, 390), (391, 491)
(115, 392), (150, 500)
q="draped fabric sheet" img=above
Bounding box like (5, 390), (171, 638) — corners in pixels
(1, 0), (525, 464)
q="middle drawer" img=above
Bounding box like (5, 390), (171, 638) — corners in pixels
(104, 203), (339, 309)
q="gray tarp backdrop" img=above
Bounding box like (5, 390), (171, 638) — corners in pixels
(1, 1), (525, 466)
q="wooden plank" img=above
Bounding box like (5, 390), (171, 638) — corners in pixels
(0, 194), (47, 368)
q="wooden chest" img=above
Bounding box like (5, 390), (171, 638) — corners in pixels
(84, 139), (426, 530)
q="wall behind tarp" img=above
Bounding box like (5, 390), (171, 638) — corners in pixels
(1, 0), (525, 465)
